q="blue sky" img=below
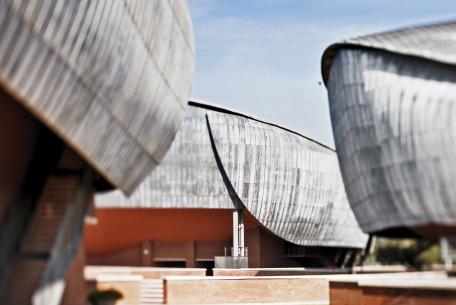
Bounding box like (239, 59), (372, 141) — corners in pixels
(188, 0), (456, 147)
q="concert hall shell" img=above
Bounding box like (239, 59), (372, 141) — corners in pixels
(97, 101), (368, 249)
(0, 0), (194, 194)
(0, 1), (194, 304)
(322, 21), (456, 237)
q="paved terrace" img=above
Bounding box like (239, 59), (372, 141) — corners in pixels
(84, 266), (455, 305)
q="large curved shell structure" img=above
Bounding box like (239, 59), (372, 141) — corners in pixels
(98, 106), (233, 209)
(0, 0), (194, 194)
(322, 21), (456, 237)
(206, 109), (366, 247)
(97, 101), (367, 249)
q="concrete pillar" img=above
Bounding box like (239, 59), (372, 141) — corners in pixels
(441, 238), (454, 270)
(60, 242), (87, 305)
(185, 241), (195, 268)
(142, 241), (153, 267)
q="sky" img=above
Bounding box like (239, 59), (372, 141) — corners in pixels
(187, 0), (456, 147)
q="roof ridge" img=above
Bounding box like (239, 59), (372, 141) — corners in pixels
(188, 99), (335, 151)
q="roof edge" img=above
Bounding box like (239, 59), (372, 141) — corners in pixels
(189, 99), (335, 152)
(321, 19), (456, 86)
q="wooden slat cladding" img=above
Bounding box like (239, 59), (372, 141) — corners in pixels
(324, 22), (456, 236)
(96, 102), (368, 249)
(0, 0), (194, 194)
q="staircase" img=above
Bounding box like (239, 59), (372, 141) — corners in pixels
(1, 176), (78, 305)
(140, 279), (164, 304)
(0, 147), (92, 305)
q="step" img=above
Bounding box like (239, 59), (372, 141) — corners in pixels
(139, 291), (163, 298)
(141, 284), (164, 287)
(140, 297), (164, 304)
(142, 280), (163, 284)
(141, 287), (164, 290)
(141, 284), (164, 288)
(140, 296), (164, 300)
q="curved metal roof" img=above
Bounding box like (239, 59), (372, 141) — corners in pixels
(322, 20), (456, 85)
(97, 101), (368, 249)
(323, 20), (456, 237)
(97, 105), (233, 209)
(0, 0), (194, 194)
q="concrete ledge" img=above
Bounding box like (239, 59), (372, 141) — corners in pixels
(352, 265), (409, 274)
(95, 274), (143, 282)
(358, 277), (456, 290)
(172, 303), (328, 305)
(213, 268), (349, 277)
(85, 266), (206, 279)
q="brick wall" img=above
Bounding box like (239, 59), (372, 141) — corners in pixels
(164, 277), (329, 304)
(87, 246), (143, 266)
(362, 287), (456, 305)
(329, 281), (362, 305)
(94, 275), (142, 305)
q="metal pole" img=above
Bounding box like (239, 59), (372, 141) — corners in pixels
(238, 209), (245, 257)
(232, 210), (239, 256)
(232, 209), (246, 257)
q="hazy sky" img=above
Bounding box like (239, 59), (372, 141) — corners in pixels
(187, 0), (456, 147)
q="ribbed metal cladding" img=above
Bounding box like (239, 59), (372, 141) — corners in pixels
(322, 21), (456, 85)
(97, 102), (368, 249)
(0, 0), (194, 194)
(207, 111), (367, 248)
(323, 21), (456, 235)
(97, 106), (233, 209)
